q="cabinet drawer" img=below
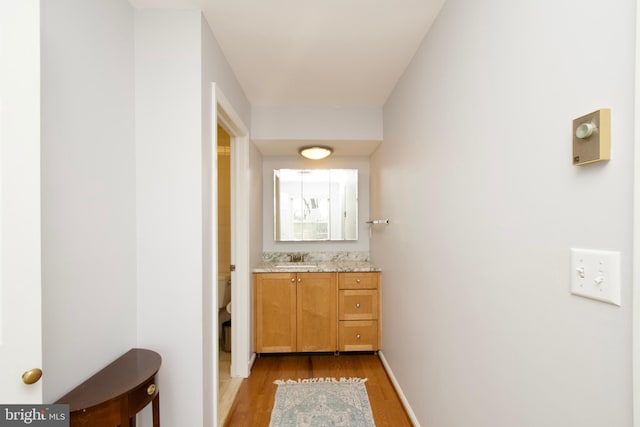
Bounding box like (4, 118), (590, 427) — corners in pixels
(339, 290), (378, 320)
(128, 377), (158, 417)
(338, 272), (379, 290)
(69, 399), (122, 427)
(339, 321), (378, 351)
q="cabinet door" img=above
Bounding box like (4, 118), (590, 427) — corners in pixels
(254, 273), (297, 353)
(296, 272), (337, 352)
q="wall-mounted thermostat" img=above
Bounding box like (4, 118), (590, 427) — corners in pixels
(572, 108), (610, 166)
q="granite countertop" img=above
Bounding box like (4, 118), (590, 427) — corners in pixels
(253, 261), (381, 273)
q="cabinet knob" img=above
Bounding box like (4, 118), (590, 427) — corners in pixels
(147, 384), (157, 396)
(356, 334), (361, 340)
(355, 303), (361, 309)
(356, 278), (361, 283)
(297, 278), (302, 283)
(291, 278), (296, 282)
(22, 368), (42, 385)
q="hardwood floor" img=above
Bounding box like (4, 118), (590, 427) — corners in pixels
(223, 353), (413, 426)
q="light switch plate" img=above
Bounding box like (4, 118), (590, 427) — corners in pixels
(572, 108), (610, 166)
(570, 248), (620, 306)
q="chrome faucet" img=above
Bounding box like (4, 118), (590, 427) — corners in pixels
(289, 254), (305, 262)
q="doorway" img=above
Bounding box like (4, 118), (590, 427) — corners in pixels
(212, 85), (252, 425)
(217, 124), (242, 422)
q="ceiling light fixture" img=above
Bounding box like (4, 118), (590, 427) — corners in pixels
(299, 146), (333, 160)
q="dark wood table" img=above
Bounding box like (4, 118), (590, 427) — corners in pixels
(56, 348), (161, 427)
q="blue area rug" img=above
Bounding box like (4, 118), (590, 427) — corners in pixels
(269, 377), (375, 427)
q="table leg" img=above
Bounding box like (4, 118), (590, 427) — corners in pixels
(152, 393), (160, 427)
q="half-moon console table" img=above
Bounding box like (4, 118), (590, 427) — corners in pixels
(55, 348), (161, 427)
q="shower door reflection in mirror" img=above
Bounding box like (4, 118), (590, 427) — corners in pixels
(274, 169), (358, 241)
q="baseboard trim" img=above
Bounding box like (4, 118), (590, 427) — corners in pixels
(248, 352), (256, 373)
(377, 350), (421, 427)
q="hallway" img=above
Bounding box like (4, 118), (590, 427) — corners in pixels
(223, 353), (412, 426)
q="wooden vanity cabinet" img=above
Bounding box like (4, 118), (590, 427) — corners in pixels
(254, 272), (337, 353)
(338, 272), (380, 351)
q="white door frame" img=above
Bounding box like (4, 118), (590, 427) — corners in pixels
(633, 3), (640, 424)
(214, 86), (252, 378)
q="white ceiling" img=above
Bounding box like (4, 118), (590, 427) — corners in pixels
(129, 0), (445, 108)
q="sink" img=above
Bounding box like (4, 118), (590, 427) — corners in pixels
(273, 262), (317, 269)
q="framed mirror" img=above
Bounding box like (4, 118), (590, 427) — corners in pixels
(274, 169), (358, 241)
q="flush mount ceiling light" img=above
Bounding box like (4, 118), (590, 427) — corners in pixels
(298, 146), (333, 160)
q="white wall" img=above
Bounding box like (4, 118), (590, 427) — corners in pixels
(202, 19), (251, 129)
(40, 0), (137, 402)
(250, 144), (264, 267)
(254, 106), (378, 255)
(135, 10), (203, 426)
(136, 9), (252, 426)
(262, 156), (371, 253)
(373, 0), (635, 425)
(249, 143), (264, 353)
(201, 23), (216, 427)
(38, 2), (253, 423)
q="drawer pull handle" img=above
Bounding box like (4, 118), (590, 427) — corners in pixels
(356, 279), (361, 283)
(355, 303), (361, 309)
(147, 384), (157, 396)
(356, 334), (361, 340)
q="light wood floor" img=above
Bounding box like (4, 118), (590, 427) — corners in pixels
(223, 353), (413, 426)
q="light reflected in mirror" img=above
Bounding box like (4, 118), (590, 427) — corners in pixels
(274, 169), (358, 241)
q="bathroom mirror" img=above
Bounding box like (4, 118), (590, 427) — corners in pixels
(274, 169), (358, 241)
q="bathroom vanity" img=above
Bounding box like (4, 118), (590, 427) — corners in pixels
(253, 262), (380, 354)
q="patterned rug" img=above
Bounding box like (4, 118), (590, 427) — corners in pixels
(269, 377), (375, 427)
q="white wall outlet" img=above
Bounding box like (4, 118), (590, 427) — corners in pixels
(570, 248), (621, 306)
